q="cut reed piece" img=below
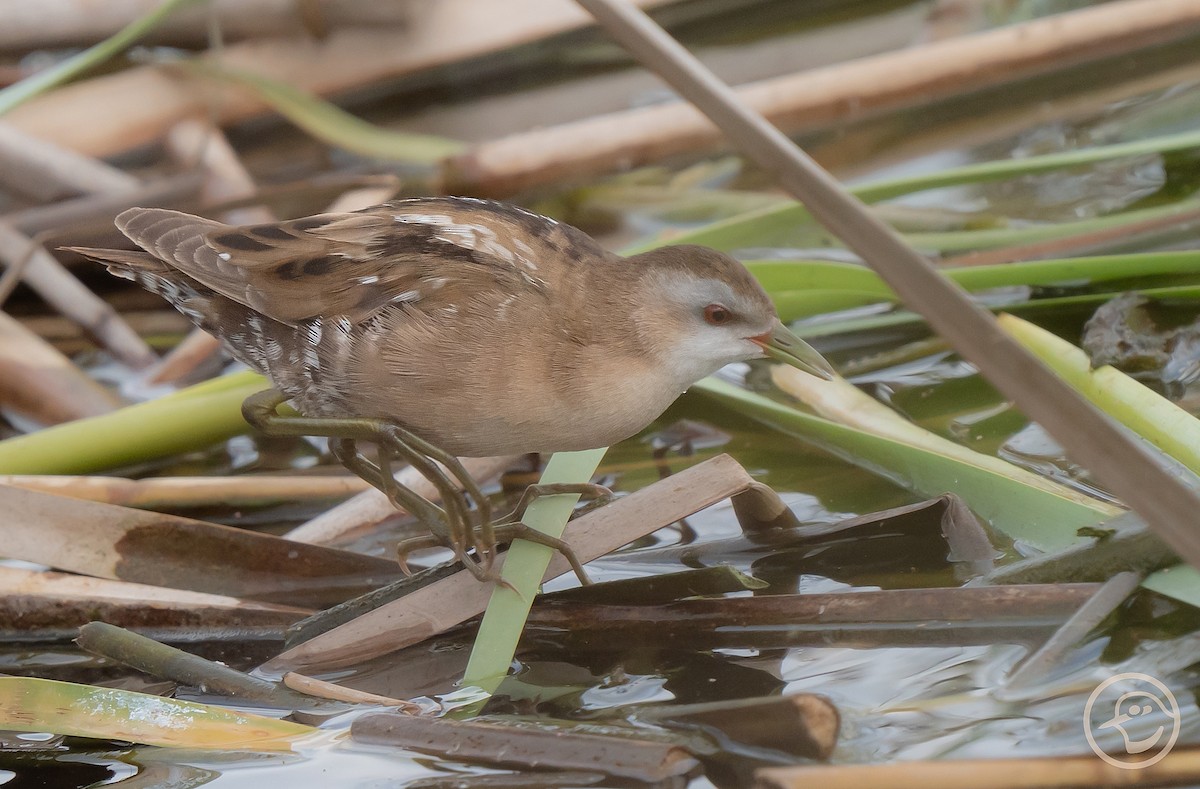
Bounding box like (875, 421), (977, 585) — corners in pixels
(283, 455), (519, 545)
(0, 473), (371, 509)
(4, 0), (673, 158)
(636, 694), (839, 762)
(281, 672), (422, 713)
(352, 712), (699, 782)
(263, 454), (780, 672)
(76, 622), (321, 709)
(0, 224), (156, 368)
(0, 310), (121, 425)
(0, 483), (404, 607)
(445, 0), (1200, 196)
(754, 748), (1200, 789)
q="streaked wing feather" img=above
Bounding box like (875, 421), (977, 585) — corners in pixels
(112, 198), (597, 326)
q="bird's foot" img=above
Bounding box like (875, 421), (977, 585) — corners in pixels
(241, 389), (498, 579)
(394, 483), (614, 586)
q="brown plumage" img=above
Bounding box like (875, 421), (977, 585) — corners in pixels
(70, 197), (831, 456)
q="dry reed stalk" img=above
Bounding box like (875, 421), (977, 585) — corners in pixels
(0, 224), (157, 368)
(19, 309), (190, 349)
(281, 672), (421, 712)
(4, 0), (672, 158)
(0, 0), (417, 50)
(755, 749), (1200, 789)
(0, 121), (138, 200)
(0, 483), (403, 607)
(0, 472), (370, 509)
(0, 310), (122, 425)
(445, 0), (1200, 196)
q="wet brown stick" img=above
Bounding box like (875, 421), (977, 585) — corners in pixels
(529, 584), (1101, 633)
(352, 712), (699, 782)
(635, 694), (839, 762)
(1003, 571), (1142, 693)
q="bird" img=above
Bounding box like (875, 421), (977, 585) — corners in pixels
(69, 196), (834, 579)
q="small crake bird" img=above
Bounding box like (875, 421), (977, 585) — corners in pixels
(71, 197), (834, 580)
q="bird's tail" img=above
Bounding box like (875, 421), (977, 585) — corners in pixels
(64, 246), (211, 324)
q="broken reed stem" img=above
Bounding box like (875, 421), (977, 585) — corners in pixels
(76, 622), (347, 713)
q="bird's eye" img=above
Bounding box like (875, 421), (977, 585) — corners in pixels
(703, 304), (733, 326)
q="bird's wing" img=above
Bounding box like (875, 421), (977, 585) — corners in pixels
(115, 199), (606, 325)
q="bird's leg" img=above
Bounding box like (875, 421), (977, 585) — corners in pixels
(488, 483), (616, 586)
(327, 437), (446, 528)
(242, 389), (494, 580)
(373, 423), (496, 568)
(369, 440), (490, 580)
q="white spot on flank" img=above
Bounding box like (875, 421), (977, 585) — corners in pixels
(218, 252), (232, 261)
(358, 275), (380, 285)
(427, 277), (448, 290)
(306, 320), (323, 346)
(392, 290), (420, 303)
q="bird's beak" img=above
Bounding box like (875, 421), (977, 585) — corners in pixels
(751, 319), (836, 380)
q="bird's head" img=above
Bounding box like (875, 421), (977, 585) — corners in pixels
(629, 245), (835, 386)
